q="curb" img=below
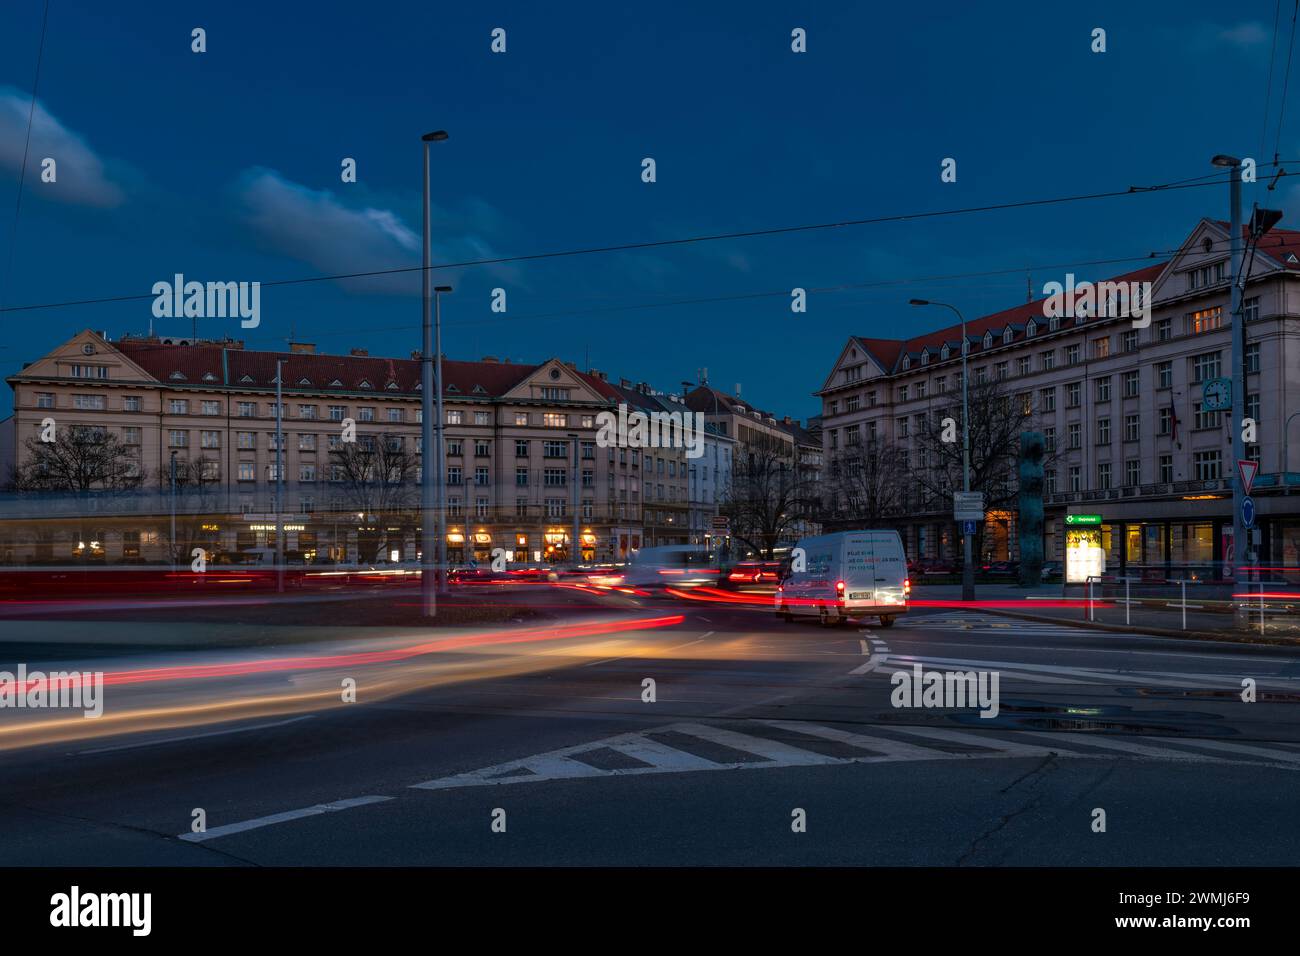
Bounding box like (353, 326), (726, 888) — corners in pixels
(975, 607), (1299, 648)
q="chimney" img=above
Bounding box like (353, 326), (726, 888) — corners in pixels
(289, 342), (316, 354)
(735, 383), (742, 398)
(410, 350), (421, 361)
(482, 355), (499, 363)
(350, 348), (369, 357)
(700, 367), (708, 384)
(619, 378), (632, 388)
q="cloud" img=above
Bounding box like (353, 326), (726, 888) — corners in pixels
(1219, 22), (1270, 50)
(0, 86), (126, 207)
(233, 168), (514, 294)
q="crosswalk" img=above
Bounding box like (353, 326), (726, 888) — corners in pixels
(898, 611), (1104, 639)
(409, 718), (1300, 792)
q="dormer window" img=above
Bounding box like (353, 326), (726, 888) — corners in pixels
(920, 351), (930, 366)
(202, 372), (218, 382)
(169, 371), (186, 380)
(385, 381), (399, 390)
(1049, 316), (1061, 332)
(358, 379), (373, 389)
(941, 344), (951, 360)
(298, 378), (312, 386)
(902, 354), (911, 370)
(329, 379), (343, 387)
(447, 384), (460, 393)
(239, 374), (254, 384)
(982, 331), (993, 349)
(1026, 319), (1037, 337)
(1003, 328), (1014, 344)
(473, 384), (487, 394)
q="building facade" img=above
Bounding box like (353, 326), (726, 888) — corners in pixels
(817, 218), (1300, 578)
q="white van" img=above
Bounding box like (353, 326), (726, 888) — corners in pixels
(623, 545), (716, 588)
(774, 530), (910, 627)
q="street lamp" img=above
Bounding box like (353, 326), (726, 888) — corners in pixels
(1283, 410), (1300, 495)
(421, 128), (449, 616)
(169, 449), (178, 568)
(910, 298), (975, 602)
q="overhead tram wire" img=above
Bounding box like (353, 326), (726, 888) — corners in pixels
(0, 168), (1275, 318)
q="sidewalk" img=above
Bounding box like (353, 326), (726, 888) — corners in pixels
(911, 582), (1300, 645)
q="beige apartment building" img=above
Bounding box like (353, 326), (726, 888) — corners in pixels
(817, 218), (1300, 577)
(1, 330), (655, 565)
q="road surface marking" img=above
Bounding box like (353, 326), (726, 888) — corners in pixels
(607, 736), (719, 770)
(79, 716), (315, 755)
(1149, 737), (1300, 764)
(178, 795), (391, 843)
(758, 720), (943, 758)
(885, 725), (1059, 757)
(671, 723), (840, 765)
(1016, 731), (1218, 760)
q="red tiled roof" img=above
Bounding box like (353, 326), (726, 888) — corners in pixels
(113, 340), (618, 401)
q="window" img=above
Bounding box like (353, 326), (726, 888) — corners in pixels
(1097, 462), (1111, 490)
(1156, 318), (1172, 341)
(582, 469), (594, 487)
(1156, 361), (1173, 389)
(475, 439), (490, 456)
(1193, 402), (1221, 431)
(995, 361), (1009, 380)
(516, 467), (529, 486)
(544, 468), (567, 486)
(581, 440), (595, 459)
(1246, 342), (1261, 373)
(1125, 460), (1140, 487)
(545, 498), (567, 518)
(1040, 387), (1056, 412)
(1244, 297), (1260, 322)
(238, 463), (255, 482)
(1016, 356), (1031, 376)
(447, 498), (463, 517)
(300, 464), (317, 482)
(124, 396), (141, 412)
(541, 387), (570, 401)
(328, 435), (342, 451)
(1191, 352), (1221, 383)
(1068, 423), (1081, 449)
(36, 392), (54, 409)
(1040, 350), (1056, 371)
(1045, 469), (1057, 495)
(1064, 344), (1081, 365)
(516, 498), (529, 517)
(896, 417), (909, 438)
(543, 412), (566, 428)
(581, 415), (595, 428)
(1092, 337), (1110, 359)
(201, 430), (221, 449)
(515, 412), (529, 426)
(1124, 414), (1140, 442)
(1189, 306), (1223, 334)
(70, 364), (109, 379)
(444, 466), (462, 486)
(1069, 466), (1082, 492)
(1158, 407), (1172, 436)
(237, 431), (256, 450)
(1159, 455), (1173, 483)
(1096, 418), (1110, 445)
(475, 466), (489, 486)
(122, 426), (141, 445)
(1123, 370), (1140, 398)
(1065, 382), (1081, 408)
(168, 429), (188, 448)
(544, 440), (568, 458)
(1044, 427), (1056, 452)
(1095, 377), (1111, 402)
(268, 402), (285, 417)
(169, 399), (188, 414)
(329, 405), (345, 421)
(355, 407), (373, 422)
(386, 408), (401, 423)
(445, 410), (463, 426)
(1193, 450), (1221, 481)
(299, 433), (316, 451)
(897, 385), (909, 402)
(474, 411), (491, 426)
(515, 439), (529, 457)
(299, 404), (317, 419)
(238, 402), (256, 417)
(476, 498), (489, 518)
(201, 400), (221, 415)
(1121, 330), (1139, 352)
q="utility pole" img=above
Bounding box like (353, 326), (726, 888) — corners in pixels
(435, 285), (451, 593)
(275, 358), (284, 594)
(420, 128), (448, 613)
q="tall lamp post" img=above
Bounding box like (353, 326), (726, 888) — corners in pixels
(434, 284), (452, 593)
(421, 129), (448, 616)
(910, 298), (975, 602)
(169, 450), (178, 568)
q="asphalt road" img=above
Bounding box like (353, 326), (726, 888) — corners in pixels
(2, 584), (1299, 866)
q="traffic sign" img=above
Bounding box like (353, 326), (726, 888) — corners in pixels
(1238, 459), (1259, 496)
(710, 515), (730, 531)
(1064, 514), (1102, 526)
(962, 520), (977, 535)
(953, 491), (985, 521)
(1242, 496), (1256, 529)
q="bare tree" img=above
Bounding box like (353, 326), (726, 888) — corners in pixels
(721, 439), (812, 559)
(164, 455), (225, 562)
(15, 427), (143, 493)
(822, 439), (910, 526)
(328, 432), (418, 562)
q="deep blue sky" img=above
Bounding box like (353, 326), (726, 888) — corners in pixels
(0, 0), (1292, 421)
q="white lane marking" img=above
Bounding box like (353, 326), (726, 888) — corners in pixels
(582, 657), (627, 667)
(859, 639), (870, 655)
(671, 723), (840, 765)
(1149, 737), (1300, 764)
(78, 716), (314, 755)
(758, 720), (947, 758)
(885, 725), (1059, 757)
(878, 665), (1086, 685)
(1016, 731), (1217, 761)
(883, 653), (1233, 688)
(607, 736), (718, 771)
(178, 795), (391, 843)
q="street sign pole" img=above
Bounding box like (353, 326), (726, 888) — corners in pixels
(1226, 160), (1248, 602)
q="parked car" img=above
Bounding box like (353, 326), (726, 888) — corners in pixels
(1040, 561), (1063, 581)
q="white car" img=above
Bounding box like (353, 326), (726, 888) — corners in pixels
(775, 530), (910, 627)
